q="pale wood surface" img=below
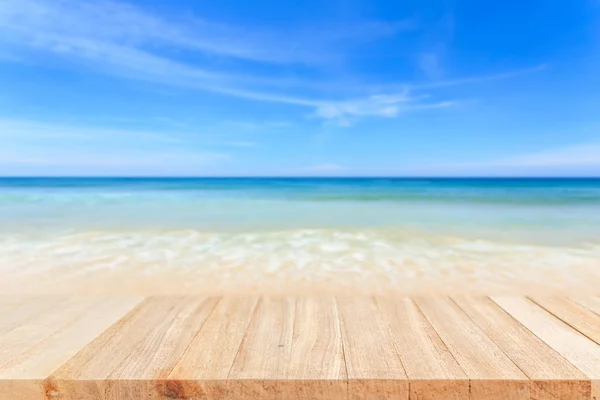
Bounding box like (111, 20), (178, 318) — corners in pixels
(337, 296), (408, 400)
(375, 297), (468, 400)
(2, 296), (600, 399)
(414, 297), (529, 400)
(454, 296), (590, 400)
(227, 296), (296, 399)
(285, 296), (346, 399)
(0, 298), (99, 368)
(0, 296), (71, 336)
(531, 296), (600, 346)
(493, 296), (600, 400)
(0, 297), (142, 400)
(170, 296), (259, 379)
(168, 296), (259, 399)
(574, 297), (600, 317)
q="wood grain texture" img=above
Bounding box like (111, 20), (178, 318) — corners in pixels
(285, 296), (346, 399)
(227, 296), (297, 399)
(0, 296), (71, 336)
(0, 297), (142, 400)
(48, 297), (218, 400)
(375, 297), (468, 400)
(168, 296), (260, 399)
(574, 297), (600, 317)
(108, 297), (219, 400)
(453, 296), (590, 400)
(2, 296), (600, 400)
(414, 297), (529, 400)
(493, 296), (600, 400)
(169, 296), (346, 400)
(0, 297), (99, 368)
(531, 297), (600, 346)
(337, 296), (408, 400)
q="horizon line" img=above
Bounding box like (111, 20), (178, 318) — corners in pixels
(1, 176), (599, 179)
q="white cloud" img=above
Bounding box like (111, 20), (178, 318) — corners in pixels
(0, 0), (450, 124)
(411, 64), (547, 90)
(0, 0), (410, 65)
(0, 0), (543, 125)
(311, 93), (456, 126)
(314, 93), (412, 120)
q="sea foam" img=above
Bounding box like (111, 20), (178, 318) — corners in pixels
(1, 228), (599, 295)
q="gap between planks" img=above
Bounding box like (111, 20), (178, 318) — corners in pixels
(1, 296), (600, 400)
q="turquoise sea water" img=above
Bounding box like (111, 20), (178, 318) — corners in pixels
(1, 178), (599, 294)
(2, 178), (600, 242)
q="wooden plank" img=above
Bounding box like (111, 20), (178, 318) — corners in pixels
(337, 296), (408, 400)
(0, 297), (99, 367)
(574, 297), (600, 317)
(228, 296), (297, 399)
(532, 297), (600, 345)
(285, 296), (346, 400)
(493, 296), (600, 400)
(178, 297), (345, 400)
(5, 295), (600, 400)
(0, 296), (71, 336)
(454, 296), (590, 400)
(108, 297), (219, 399)
(0, 296), (20, 305)
(375, 297), (468, 400)
(167, 296), (259, 400)
(414, 297), (529, 400)
(0, 297), (142, 400)
(0, 296), (31, 310)
(48, 297), (218, 399)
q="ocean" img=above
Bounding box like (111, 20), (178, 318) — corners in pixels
(1, 178), (599, 295)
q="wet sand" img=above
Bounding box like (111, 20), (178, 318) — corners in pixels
(2, 229), (599, 296)
(3, 262), (600, 296)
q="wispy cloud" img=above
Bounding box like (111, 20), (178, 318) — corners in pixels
(0, 0), (543, 126)
(312, 93), (455, 126)
(410, 64), (547, 90)
(0, 0), (409, 65)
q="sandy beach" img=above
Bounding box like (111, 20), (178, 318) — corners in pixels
(2, 178), (600, 296)
(1, 230), (599, 296)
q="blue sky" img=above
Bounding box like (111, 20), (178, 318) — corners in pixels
(0, 0), (599, 176)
